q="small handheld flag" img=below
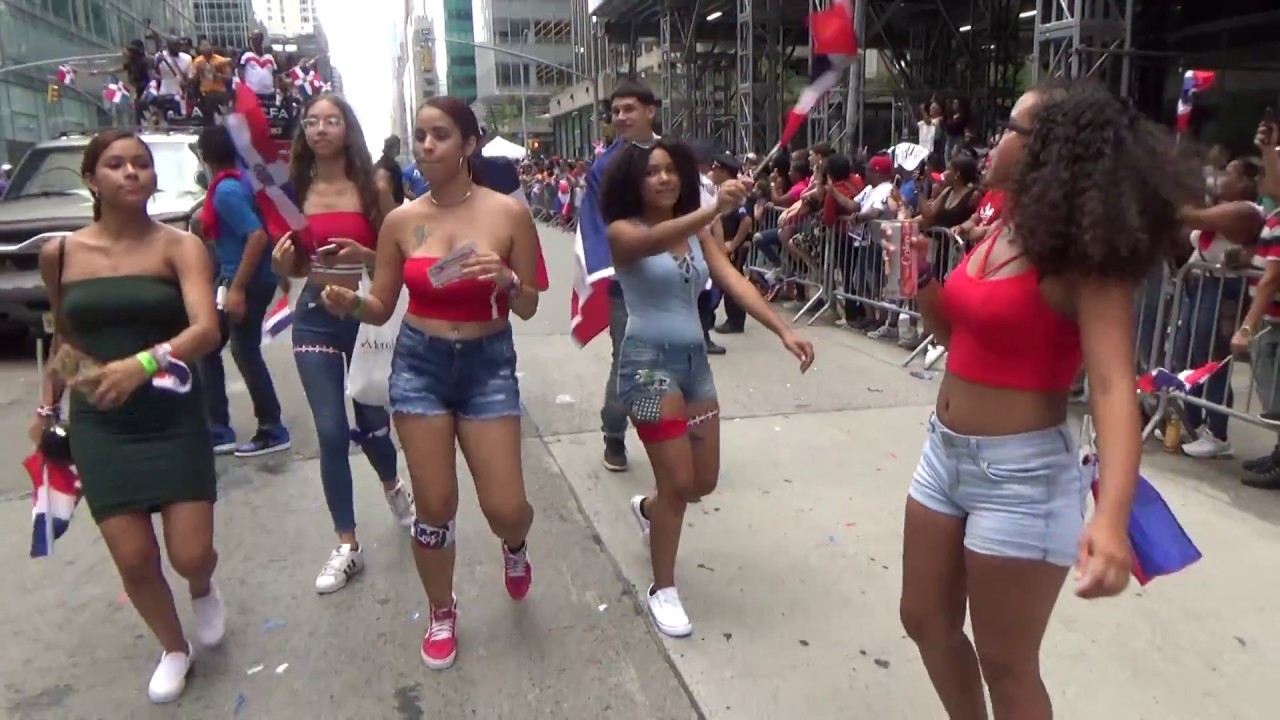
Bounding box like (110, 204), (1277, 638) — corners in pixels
(56, 65), (76, 87)
(1176, 70), (1216, 135)
(27, 452), (81, 558)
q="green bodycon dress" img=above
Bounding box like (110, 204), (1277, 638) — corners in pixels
(62, 276), (216, 522)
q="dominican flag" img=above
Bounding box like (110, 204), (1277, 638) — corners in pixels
(56, 64), (76, 86)
(142, 79), (159, 104)
(262, 295), (294, 346)
(1176, 70), (1216, 134)
(778, 0), (859, 151)
(570, 140), (624, 345)
(225, 82), (306, 240)
(1136, 359), (1229, 395)
(26, 452), (80, 558)
(102, 76), (129, 105)
(592, 139), (605, 157)
(152, 358), (194, 394)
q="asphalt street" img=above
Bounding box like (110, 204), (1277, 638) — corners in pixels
(1, 224), (1279, 719)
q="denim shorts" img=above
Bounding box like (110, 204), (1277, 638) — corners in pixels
(909, 414), (1088, 567)
(388, 323), (521, 420)
(615, 338), (717, 420)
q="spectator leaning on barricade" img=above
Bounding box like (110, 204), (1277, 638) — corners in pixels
(1171, 158), (1266, 460)
(709, 151), (755, 335)
(1234, 118), (1280, 488)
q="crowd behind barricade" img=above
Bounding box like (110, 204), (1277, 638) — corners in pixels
(88, 24), (323, 135)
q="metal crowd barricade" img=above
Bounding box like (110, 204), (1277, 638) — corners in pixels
(900, 227), (968, 369)
(1135, 259), (1280, 443)
(743, 205), (832, 324)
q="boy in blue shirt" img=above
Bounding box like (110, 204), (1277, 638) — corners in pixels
(196, 125), (291, 457)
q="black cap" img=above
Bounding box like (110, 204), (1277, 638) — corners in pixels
(711, 152), (742, 174)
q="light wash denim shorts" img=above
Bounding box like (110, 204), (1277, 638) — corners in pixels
(388, 324), (521, 420)
(909, 414), (1089, 567)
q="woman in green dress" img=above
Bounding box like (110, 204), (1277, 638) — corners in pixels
(28, 129), (223, 705)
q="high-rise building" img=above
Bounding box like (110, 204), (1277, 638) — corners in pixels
(471, 0), (574, 149)
(393, 11), (440, 147)
(194, 0), (255, 51)
(0, 0), (196, 164)
(262, 0), (318, 38)
(442, 0), (477, 104)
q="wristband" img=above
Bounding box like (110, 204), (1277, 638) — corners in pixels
(135, 350), (159, 377)
(352, 294), (364, 318)
(149, 343), (173, 371)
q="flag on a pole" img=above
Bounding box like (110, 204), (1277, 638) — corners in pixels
(1136, 358), (1230, 395)
(778, 0), (859, 150)
(262, 295), (294, 346)
(26, 452), (80, 558)
(1176, 70), (1216, 134)
(56, 65), (76, 86)
(1088, 475), (1202, 586)
(102, 76), (129, 105)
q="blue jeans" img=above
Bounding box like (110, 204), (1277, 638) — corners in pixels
(756, 229), (783, 266)
(293, 283), (399, 534)
(615, 338), (718, 412)
(601, 292), (631, 443)
(389, 323), (521, 419)
(201, 276), (283, 430)
(909, 415), (1087, 567)
(1176, 276), (1242, 440)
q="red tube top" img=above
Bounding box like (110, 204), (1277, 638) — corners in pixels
(300, 211), (376, 275)
(403, 256), (509, 322)
(940, 227), (1082, 392)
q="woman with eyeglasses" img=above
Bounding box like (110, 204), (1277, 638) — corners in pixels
(270, 94), (412, 595)
(599, 138), (814, 638)
(320, 97), (542, 670)
(901, 80), (1199, 719)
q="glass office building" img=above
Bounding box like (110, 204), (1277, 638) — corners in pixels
(0, 0), (195, 164)
(443, 0), (476, 103)
(193, 0), (254, 51)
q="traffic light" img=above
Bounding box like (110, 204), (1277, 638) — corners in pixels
(46, 83), (60, 104)
(530, 139), (540, 151)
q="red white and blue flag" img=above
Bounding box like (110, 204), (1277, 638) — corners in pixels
(102, 76), (129, 105)
(26, 452), (80, 558)
(778, 0), (859, 151)
(569, 139), (624, 345)
(56, 64), (76, 86)
(152, 358), (194, 394)
(1176, 70), (1216, 134)
(224, 82), (306, 241)
(262, 295), (294, 346)
(1136, 358), (1229, 395)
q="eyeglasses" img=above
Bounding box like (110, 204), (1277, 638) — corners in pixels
(302, 116), (344, 130)
(1002, 119), (1032, 137)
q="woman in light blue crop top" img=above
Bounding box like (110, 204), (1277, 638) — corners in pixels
(599, 138), (815, 638)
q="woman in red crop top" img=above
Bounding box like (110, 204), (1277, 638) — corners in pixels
(900, 80), (1199, 720)
(268, 94), (412, 597)
(321, 96), (543, 671)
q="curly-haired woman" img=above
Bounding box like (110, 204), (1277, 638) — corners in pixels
(270, 94), (411, 595)
(600, 138), (814, 637)
(900, 80), (1199, 719)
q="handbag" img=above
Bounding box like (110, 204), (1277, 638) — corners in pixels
(346, 279), (409, 408)
(40, 237), (73, 463)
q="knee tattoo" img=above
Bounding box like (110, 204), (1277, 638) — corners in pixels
(411, 518), (456, 549)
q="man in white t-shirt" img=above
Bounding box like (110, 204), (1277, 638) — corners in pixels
(239, 31), (279, 97)
(152, 38), (192, 120)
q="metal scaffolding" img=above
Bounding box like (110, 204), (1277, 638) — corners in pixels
(1031, 0), (1135, 95)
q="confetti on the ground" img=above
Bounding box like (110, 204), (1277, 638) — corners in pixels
(910, 370), (935, 381)
(260, 620), (286, 633)
(233, 693), (247, 716)
(874, 658), (891, 669)
(117, 592), (129, 606)
(828, 535), (836, 543)
(555, 394), (574, 404)
(409, 611), (420, 621)
(515, 371), (525, 378)
(845, 522), (857, 527)
(275, 663), (289, 674)
(597, 604), (608, 612)
(866, 387), (883, 393)
(246, 664), (264, 675)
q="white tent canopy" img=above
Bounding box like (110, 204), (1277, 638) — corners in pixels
(481, 136), (527, 160)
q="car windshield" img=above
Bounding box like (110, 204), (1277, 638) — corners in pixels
(4, 141), (201, 200)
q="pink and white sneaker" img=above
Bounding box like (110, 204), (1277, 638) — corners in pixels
(421, 598), (458, 670)
(503, 542), (532, 600)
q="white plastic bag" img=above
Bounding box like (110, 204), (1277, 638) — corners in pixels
(346, 286), (409, 408)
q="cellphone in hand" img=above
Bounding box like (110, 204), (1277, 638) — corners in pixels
(315, 243), (339, 255)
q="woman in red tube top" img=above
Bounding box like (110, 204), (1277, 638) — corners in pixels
(900, 80), (1200, 720)
(321, 96), (542, 671)
(269, 94), (412, 596)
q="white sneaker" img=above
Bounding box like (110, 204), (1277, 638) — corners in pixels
(385, 478), (415, 527)
(1182, 435), (1233, 459)
(630, 495), (651, 543)
(147, 643), (193, 704)
(191, 585), (225, 648)
(924, 344), (947, 368)
(646, 585), (692, 638)
(315, 544), (365, 594)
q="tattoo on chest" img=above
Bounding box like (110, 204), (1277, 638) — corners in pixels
(412, 224), (428, 249)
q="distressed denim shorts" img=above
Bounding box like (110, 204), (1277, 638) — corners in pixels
(615, 338), (717, 422)
(909, 414), (1088, 567)
(388, 323), (522, 420)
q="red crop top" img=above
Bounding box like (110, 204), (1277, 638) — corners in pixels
(403, 256), (509, 322)
(940, 226), (1083, 392)
(300, 212), (376, 275)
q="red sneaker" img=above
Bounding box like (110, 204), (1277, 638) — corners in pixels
(503, 542), (532, 601)
(420, 599), (458, 670)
